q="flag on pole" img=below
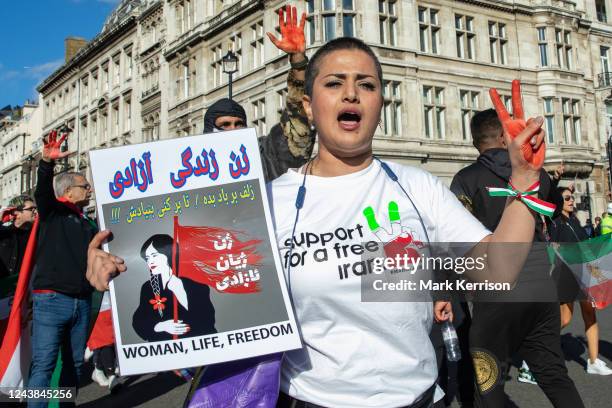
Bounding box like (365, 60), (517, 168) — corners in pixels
(0, 217), (39, 390)
(552, 234), (612, 309)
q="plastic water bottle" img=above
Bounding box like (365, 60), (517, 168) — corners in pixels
(441, 320), (461, 362)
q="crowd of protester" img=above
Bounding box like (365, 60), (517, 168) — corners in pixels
(1, 6), (612, 408)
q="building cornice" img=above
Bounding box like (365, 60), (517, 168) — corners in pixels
(163, 0), (263, 60)
(139, 0), (162, 22)
(37, 15), (138, 95)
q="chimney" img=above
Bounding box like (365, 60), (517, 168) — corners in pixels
(65, 37), (88, 62)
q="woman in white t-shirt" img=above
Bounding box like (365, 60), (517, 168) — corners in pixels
(87, 38), (548, 408)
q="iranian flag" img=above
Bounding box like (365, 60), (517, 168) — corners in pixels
(86, 291), (114, 351)
(0, 217), (38, 390)
(553, 233), (612, 309)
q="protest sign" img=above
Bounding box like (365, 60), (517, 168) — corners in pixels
(89, 129), (301, 376)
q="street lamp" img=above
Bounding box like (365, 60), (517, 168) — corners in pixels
(222, 49), (238, 100)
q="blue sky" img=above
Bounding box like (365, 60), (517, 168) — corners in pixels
(0, 0), (121, 109)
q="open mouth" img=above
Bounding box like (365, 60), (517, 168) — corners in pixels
(338, 110), (361, 131)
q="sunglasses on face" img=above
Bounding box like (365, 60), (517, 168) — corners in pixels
(19, 206), (37, 213)
(72, 184), (91, 191)
(563, 195), (575, 201)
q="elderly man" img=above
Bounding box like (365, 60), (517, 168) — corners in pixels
(27, 131), (97, 407)
(0, 195), (37, 279)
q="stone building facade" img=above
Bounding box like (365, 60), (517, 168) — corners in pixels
(32, 0), (612, 218)
(0, 102), (42, 207)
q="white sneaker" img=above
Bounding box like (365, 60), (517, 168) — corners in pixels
(84, 347), (93, 362)
(107, 374), (121, 391)
(587, 358), (612, 375)
(91, 368), (110, 387)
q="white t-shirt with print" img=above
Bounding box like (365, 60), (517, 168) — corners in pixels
(267, 160), (490, 408)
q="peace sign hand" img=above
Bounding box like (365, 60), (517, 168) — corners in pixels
(266, 5), (306, 55)
(489, 80), (546, 176)
(363, 201), (424, 261)
(42, 129), (69, 162)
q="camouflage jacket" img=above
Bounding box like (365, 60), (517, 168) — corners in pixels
(259, 67), (315, 182)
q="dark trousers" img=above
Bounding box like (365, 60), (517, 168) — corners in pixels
(470, 302), (584, 408)
(93, 345), (116, 377)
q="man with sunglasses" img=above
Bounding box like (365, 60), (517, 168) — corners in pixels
(27, 130), (97, 407)
(0, 195), (37, 279)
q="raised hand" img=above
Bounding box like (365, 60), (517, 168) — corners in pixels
(266, 5), (306, 55)
(489, 80), (546, 173)
(1, 207), (17, 224)
(42, 129), (69, 162)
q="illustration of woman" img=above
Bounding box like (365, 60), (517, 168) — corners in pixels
(132, 234), (216, 342)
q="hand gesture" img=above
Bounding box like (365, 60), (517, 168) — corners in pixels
(154, 320), (190, 336)
(363, 201), (424, 262)
(42, 129), (69, 162)
(553, 162), (565, 181)
(434, 301), (453, 323)
(1, 207), (17, 224)
(86, 230), (127, 291)
(266, 5), (306, 55)
(489, 80), (546, 177)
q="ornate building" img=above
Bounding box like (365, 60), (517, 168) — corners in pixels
(32, 0), (612, 218)
(0, 102), (42, 207)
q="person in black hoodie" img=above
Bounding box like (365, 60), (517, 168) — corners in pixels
(450, 109), (583, 408)
(27, 130), (97, 406)
(550, 187), (612, 375)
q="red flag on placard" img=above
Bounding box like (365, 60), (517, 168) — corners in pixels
(173, 216), (263, 294)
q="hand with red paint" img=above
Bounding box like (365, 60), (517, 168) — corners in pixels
(42, 129), (69, 162)
(267, 5), (306, 55)
(1, 207), (17, 224)
(489, 80), (546, 184)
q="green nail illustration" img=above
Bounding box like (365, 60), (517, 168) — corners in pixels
(388, 201), (400, 223)
(362, 206), (380, 231)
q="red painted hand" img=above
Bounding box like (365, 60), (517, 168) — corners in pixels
(266, 5), (306, 55)
(489, 80), (546, 170)
(42, 129), (69, 161)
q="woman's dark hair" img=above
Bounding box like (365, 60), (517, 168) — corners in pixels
(140, 234), (178, 266)
(557, 187), (572, 196)
(305, 37), (383, 97)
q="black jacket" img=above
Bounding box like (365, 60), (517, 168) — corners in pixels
(0, 224), (31, 278)
(132, 277), (216, 342)
(549, 214), (588, 243)
(31, 160), (97, 297)
(450, 148), (561, 241)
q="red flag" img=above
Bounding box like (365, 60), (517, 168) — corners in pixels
(86, 292), (114, 350)
(174, 216), (263, 294)
(0, 217), (38, 388)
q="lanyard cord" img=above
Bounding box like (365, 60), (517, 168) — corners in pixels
(285, 160), (313, 298)
(372, 156), (432, 248)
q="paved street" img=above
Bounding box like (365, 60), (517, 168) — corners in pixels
(76, 307), (612, 408)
